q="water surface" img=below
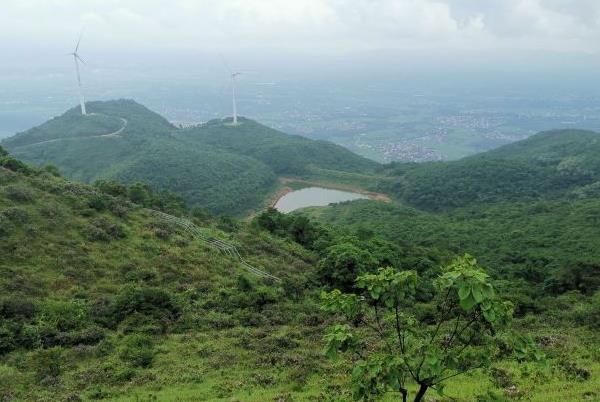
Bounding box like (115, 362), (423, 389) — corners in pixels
(274, 187), (367, 213)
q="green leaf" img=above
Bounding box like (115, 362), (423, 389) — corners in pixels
(482, 284), (494, 298)
(460, 294), (477, 310)
(472, 286), (484, 303)
(458, 285), (471, 300)
(483, 309), (496, 322)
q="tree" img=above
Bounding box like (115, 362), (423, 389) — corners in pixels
(127, 182), (152, 205)
(321, 254), (543, 402)
(94, 179), (128, 198)
(319, 243), (378, 291)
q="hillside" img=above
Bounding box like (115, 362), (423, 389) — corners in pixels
(304, 129), (600, 297)
(2, 148), (599, 401)
(379, 129), (600, 211)
(1, 100), (378, 215)
(0, 149), (330, 401)
(177, 118), (378, 175)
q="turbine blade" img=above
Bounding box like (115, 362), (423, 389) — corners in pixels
(75, 30), (84, 53)
(76, 55), (86, 64)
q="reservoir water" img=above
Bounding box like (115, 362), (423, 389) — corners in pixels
(274, 187), (368, 213)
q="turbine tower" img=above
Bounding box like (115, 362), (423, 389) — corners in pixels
(231, 72), (241, 125)
(69, 33), (87, 115)
(221, 55), (242, 126)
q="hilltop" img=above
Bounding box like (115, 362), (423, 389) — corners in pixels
(2, 100), (378, 215)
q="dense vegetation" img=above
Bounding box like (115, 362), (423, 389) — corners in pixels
(2, 125), (600, 401)
(1, 101), (377, 215)
(177, 118), (378, 175)
(0, 148), (328, 401)
(377, 129), (600, 211)
(305, 136), (600, 326)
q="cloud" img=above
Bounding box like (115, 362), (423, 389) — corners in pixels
(1, 0), (599, 53)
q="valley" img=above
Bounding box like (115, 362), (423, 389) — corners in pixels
(1, 104), (599, 402)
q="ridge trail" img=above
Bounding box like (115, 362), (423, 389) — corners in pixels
(12, 114), (128, 148)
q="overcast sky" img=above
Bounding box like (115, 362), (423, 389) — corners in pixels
(2, 0), (600, 55)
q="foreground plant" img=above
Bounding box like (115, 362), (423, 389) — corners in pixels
(321, 254), (543, 402)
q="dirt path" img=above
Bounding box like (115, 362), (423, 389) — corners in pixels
(13, 115), (128, 148)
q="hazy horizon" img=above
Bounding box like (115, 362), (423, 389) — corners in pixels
(2, 0), (600, 161)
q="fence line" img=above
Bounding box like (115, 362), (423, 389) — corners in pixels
(148, 209), (281, 282)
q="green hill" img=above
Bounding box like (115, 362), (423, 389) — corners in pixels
(178, 118), (378, 175)
(1, 100), (378, 215)
(1, 147), (598, 401)
(379, 129), (600, 211)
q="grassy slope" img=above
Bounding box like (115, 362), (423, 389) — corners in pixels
(1, 154), (598, 401)
(0, 163), (333, 401)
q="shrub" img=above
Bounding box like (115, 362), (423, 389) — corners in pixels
(82, 218), (126, 242)
(571, 291), (600, 329)
(318, 242), (378, 291)
(104, 287), (180, 329)
(39, 202), (64, 219)
(0, 215), (11, 237)
(94, 180), (128, 198)
(42, 164), (61, 177)
(0, 326), (16, 354)
(54, 326), (105, 347)
(0, 157), (34, 175)
(82, 224), (110, 241)
(4, 185), (36, 202)
(87, 195), (109, 211)
(29, 347), (64, 381)
(38, 300), (89, 332)
(119, 334), (155, 368)
(0, 298), (36, 320)
(1, 207), (29, 224)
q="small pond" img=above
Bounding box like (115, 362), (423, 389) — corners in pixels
(274, 187), (368, 213)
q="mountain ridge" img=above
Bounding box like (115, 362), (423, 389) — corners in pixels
(2, 100), (378, 214)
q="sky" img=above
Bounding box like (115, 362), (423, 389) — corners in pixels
(2, 0), (600, 55)
(2, 0), (600, 137)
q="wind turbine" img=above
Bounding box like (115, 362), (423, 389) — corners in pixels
(230, 71), (241, 125)
(68, 33), (87, 115)
(221, 55), (242, 125)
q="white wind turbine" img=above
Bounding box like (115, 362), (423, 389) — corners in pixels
(221, 55), (242, 125)
(230, 71), (241, 125)
(68, 33), (87, 115)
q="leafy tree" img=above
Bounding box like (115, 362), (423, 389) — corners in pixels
(42, 164), (61, 177)
(319, 243), (378, 291)
(321, 255), (543, 402)
(127, 182), (152, 205)
(0, 145), (7, 157)
(255, 208), (330, 250)
(94, 179), (128, 198)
